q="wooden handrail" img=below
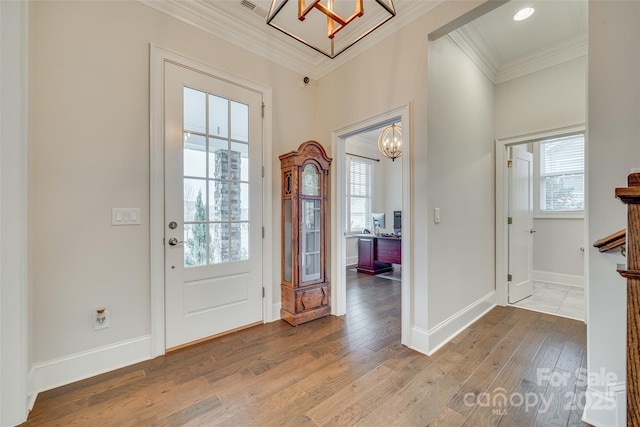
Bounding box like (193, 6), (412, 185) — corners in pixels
(593, 229), (626, 253)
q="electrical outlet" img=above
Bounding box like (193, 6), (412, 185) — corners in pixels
(94, 308), (109, 330)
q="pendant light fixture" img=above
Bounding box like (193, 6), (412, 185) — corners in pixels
(377, 123), (402, 161)
(267, 0), (396, 59)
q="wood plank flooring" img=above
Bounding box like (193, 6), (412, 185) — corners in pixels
(22, 270), (589, 426)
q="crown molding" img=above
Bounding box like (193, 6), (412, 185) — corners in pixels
(138, 0), (442, 80)
(450, 0), (587, 85)
(139, 0), (316, 76)
(495, 34), (587, 84)
(448, 29), (499, 84)
(451, 27), (586, 85)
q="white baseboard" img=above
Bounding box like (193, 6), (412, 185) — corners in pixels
(29, 335), (153, 410)
(582, 383), (626, 427)
(408, 291), (497, 356)
(270, 302), (282, 322)
(346, 256), (358, 267)
(533, 270), (584, 287)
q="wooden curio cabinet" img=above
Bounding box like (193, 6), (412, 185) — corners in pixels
(279, 141), (332, 326)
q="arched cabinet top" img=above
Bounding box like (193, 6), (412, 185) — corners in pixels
(278, 140), (332, 172)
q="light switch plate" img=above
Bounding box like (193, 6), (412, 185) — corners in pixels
(112, 208), (141, 226)
(434, 208), (441, 224)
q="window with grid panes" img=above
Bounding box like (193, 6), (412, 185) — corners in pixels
(538, 134), (584, 214)
(346, 156), (372, 233)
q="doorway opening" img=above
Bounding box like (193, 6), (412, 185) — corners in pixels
(496, 127), (586, 322)
(330, 105), (411, 346)
(344, 126), (403, 278)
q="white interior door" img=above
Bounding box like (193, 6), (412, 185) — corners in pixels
(508, 145), (534, 304)
(164, 61), (263, 349)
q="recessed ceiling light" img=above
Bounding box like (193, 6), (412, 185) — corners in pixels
(514, 7), (535, 21)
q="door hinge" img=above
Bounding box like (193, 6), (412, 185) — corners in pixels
(262, 226), (265, 238)
(262, 287), (265, 298)
(507, 160), (513, 168)
(262, 165), (265, 178)
(507, 217), (513, 225)
(507, 274), (513, 282)
(261, 102), (265, 118)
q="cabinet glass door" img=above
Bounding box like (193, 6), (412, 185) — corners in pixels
(301, 199), (321, 282)
(283, 199), (292, 283)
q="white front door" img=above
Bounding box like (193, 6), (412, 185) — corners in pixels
(508, 145), (534, 304)
(164, 61), (263, 349)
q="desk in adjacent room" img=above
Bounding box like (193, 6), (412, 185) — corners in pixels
(356, 235), (401, 275)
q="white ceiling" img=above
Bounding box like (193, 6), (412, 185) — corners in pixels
(451, 0), (587, 83)
(140, 0), (588, 82)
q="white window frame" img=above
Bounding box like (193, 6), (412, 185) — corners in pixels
(345, 155), (373, 234)
(533, 133), (585, 219)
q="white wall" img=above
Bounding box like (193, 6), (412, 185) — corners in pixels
(426, 35), (495, 327)
(1, 1), (29, 424)
(29, 0), (314, 374)
(495, 56), (587, 286)
(345, 237), (358, 266)
(585, 2), (640, 425)
(533, 218), (585, 285)
(495, 56), (586, 138)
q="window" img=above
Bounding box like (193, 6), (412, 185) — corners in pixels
(182, 87), (251, 267)
(536, 133), (584, 217)
(346, 156), (372, 233)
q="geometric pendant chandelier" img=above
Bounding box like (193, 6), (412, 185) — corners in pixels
(267, 0), (396, 59)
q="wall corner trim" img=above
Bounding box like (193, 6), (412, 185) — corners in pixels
(425, 291), (497, 356)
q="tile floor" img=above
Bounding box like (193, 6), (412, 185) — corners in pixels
(512, 281), (584, 321)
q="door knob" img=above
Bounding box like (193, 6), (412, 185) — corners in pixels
(168, 237), (184, 246)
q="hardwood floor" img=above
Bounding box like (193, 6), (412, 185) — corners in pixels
(22, 270), (589, 426)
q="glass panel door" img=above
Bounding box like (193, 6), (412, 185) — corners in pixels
(283, 199), (292, 283)
(301, 199), (321, 282)
(164, 60), (263, 349)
